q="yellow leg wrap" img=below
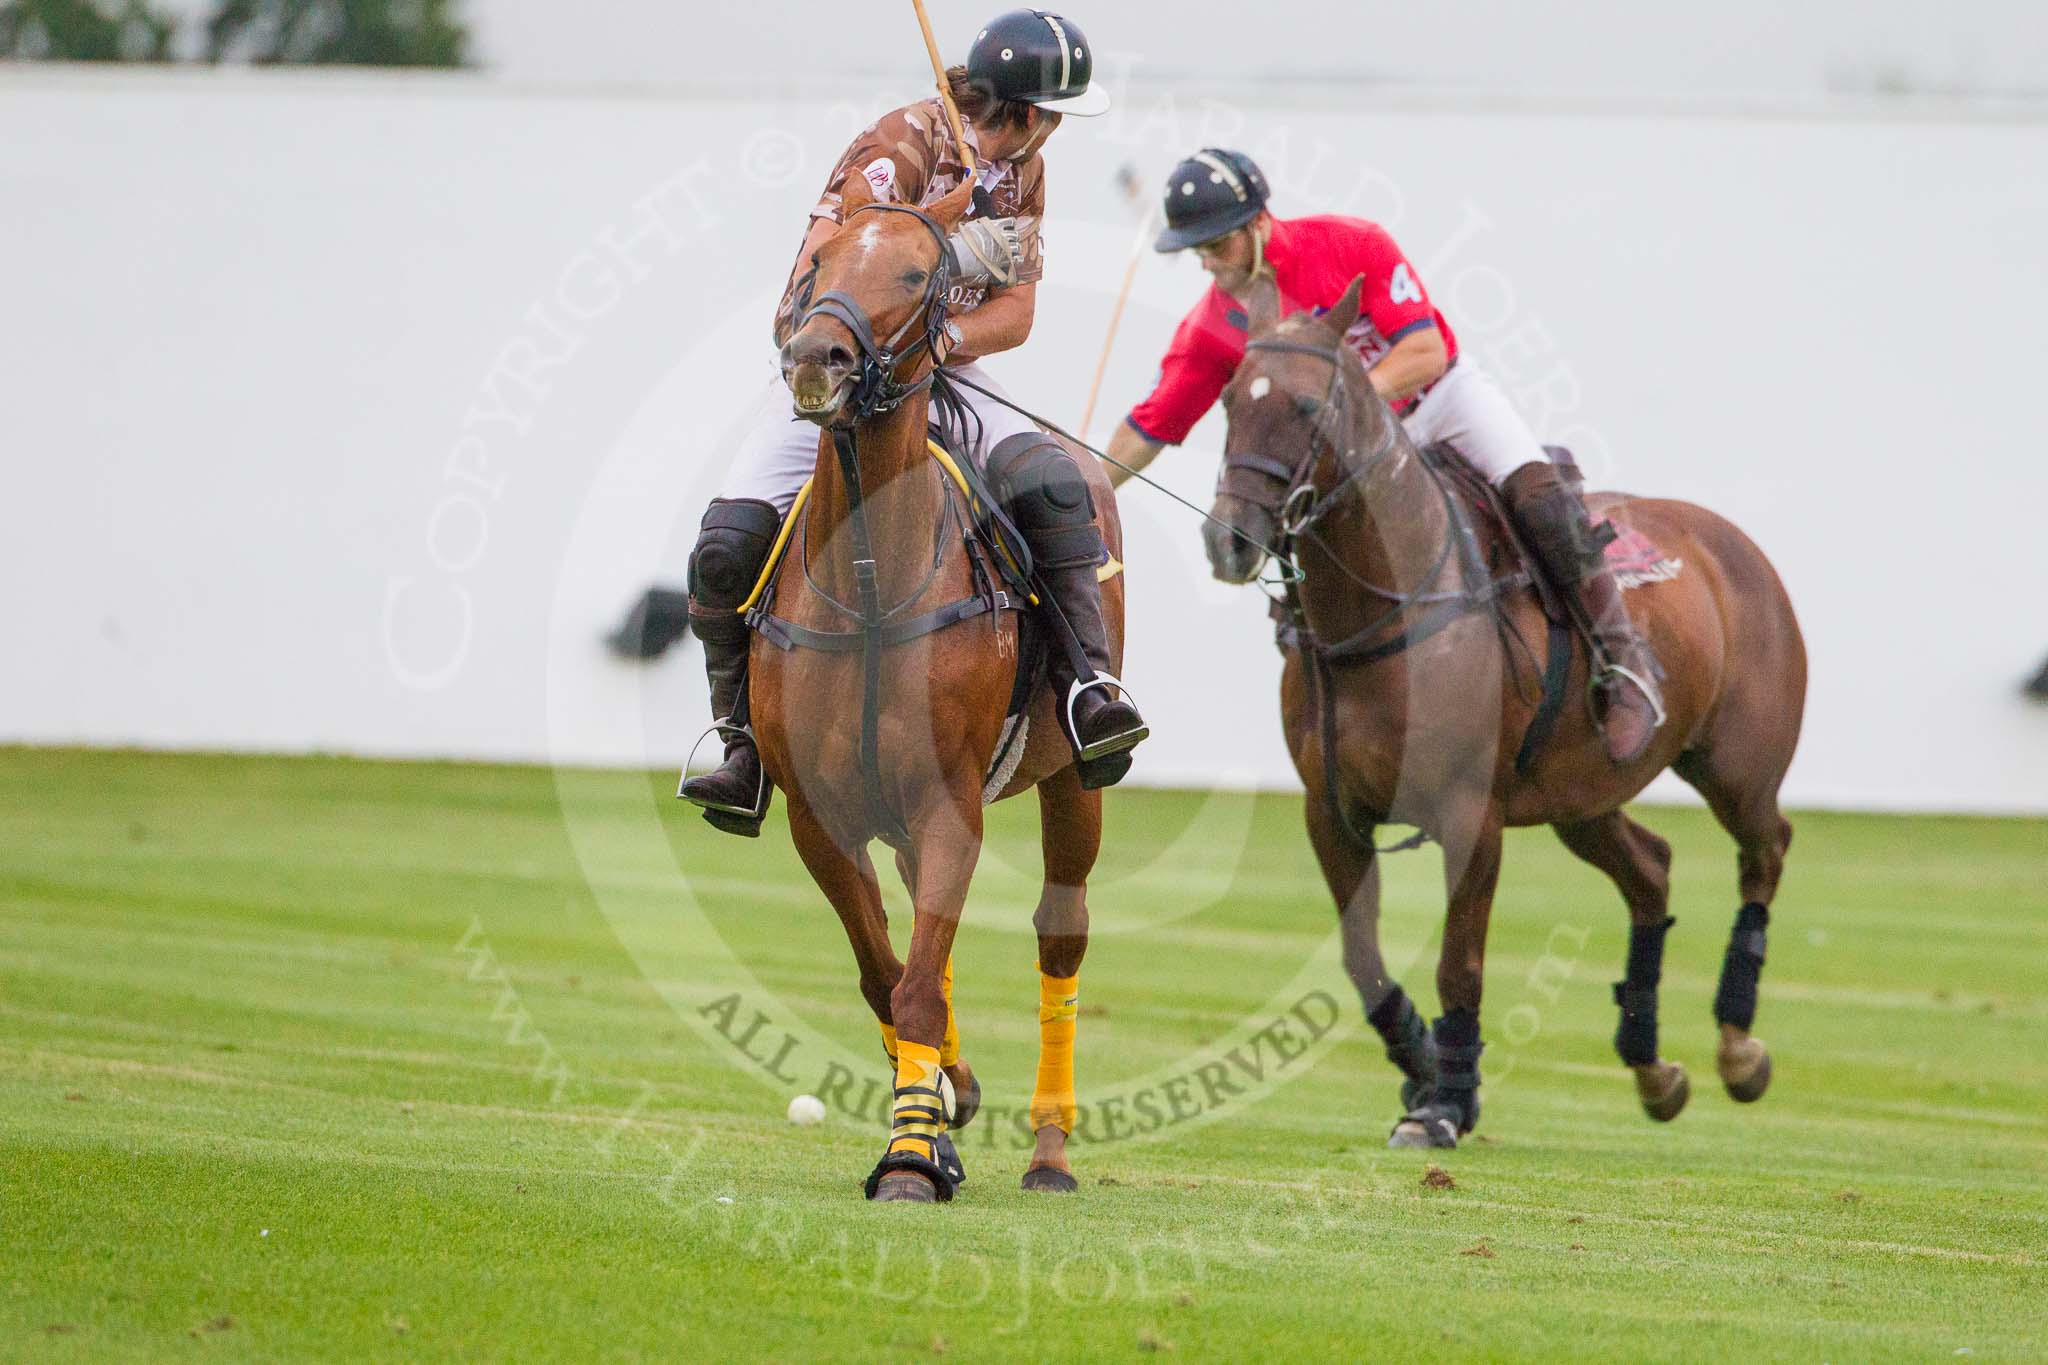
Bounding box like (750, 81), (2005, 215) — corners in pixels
(1029, 968), (1080, 1134)
(939, 955), (961, 1068)
(878, 1020), (898, 1064)
(888, 1040), (947, 1159)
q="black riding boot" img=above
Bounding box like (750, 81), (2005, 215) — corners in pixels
(1502, 458), (1666, 765)
(678, 611), (770, 836)
(1038, 557), (1149, 788)
(676, 498), (781, 836)
(987, 434), (1148, 790)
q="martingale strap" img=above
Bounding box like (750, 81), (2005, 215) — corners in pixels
(750, 432), (1024, 844)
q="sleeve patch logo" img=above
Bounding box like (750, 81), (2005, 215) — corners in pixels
(862, 158), (897, 200)
(1389, 263), (1423, 305)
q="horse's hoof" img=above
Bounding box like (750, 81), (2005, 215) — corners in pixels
(871, 1171), (939, 1203)
(1389, 1117), (1458, 1149)
(1719, 1039), (1772, 1103)
(1633, 1061), (1690, 1123)
(1020, 1165), (1078, 1194)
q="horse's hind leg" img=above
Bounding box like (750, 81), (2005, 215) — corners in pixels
(1674, 748), (1793, 1103)
(1553, 812), (1690, 1122)
(1019, 763), (1100, 1194)
(1303, 797), (1438, 1117)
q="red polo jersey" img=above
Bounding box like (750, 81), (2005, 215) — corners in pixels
(1126, 214), (1458, 446)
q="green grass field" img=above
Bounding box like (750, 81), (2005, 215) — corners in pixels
(3, 748), (2044, 1361)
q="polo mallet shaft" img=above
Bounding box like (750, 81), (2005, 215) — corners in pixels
(910, 0), (977, 176)
(1080, 207), (1155, 438)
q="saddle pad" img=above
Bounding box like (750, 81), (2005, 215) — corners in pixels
(1602, 524), (1683, 591)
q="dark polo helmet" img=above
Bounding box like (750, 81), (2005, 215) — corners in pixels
(1154, 148), (1271, 252)
(966, 10), (1111, 117)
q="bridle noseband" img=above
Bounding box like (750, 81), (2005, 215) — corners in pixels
(788, 203), (958, 424)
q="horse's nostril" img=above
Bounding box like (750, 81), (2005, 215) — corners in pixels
(826, 344), (854, 371)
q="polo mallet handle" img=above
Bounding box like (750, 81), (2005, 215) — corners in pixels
(910, 0), (978, 178)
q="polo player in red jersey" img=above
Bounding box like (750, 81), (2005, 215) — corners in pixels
(1103, 148), (1663, 764)
(679, 10), (1147, 837)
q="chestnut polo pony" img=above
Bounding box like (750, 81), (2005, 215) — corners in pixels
(1206, 277), (1806, 1147)
(757, 174), (1120, 1200)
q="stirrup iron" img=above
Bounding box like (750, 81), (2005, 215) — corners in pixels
(677, 715), (769, 818)
(1592, 663), (1668, 729)
(1064, 673), (1149, 762)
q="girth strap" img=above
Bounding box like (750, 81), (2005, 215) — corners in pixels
(756, 591), (1018, 652)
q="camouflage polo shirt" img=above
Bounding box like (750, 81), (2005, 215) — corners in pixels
(774, 99), (1046, 342)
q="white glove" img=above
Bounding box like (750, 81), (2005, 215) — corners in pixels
(947, 217), (1022, 287)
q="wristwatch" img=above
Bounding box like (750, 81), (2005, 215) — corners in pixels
(944, 319), (964, 351)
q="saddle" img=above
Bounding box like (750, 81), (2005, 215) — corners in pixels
(1421, 441), (1681, 770)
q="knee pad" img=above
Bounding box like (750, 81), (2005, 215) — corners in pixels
(986, 434), (1101, 569)
(686, 498), (781, 611)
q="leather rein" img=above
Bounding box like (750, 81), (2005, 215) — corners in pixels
(756, 202), (1022, 845)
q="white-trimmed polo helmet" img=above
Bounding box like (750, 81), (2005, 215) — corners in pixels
(966, 10), (1111, 117)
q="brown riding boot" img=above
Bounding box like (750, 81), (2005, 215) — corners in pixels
(1502, 460), (1666, 766)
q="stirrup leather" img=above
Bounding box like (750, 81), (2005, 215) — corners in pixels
(1064, 673), (1149, 762)
(676, 715), (769, 818)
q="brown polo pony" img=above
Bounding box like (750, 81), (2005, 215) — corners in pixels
(1205, 277), (1806, 1147)
(757, 174), (1120, 1199)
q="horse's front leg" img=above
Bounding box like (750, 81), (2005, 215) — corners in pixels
(1391, 801), (1504, 1149)
(1304, 795), (1438, 1118)
(868, 792), (985, 1204)
(788, 796), (903, 1058)
(892, 848), (979, 1129)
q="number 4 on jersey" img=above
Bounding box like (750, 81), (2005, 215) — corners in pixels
(1389, 263), (1423, 306)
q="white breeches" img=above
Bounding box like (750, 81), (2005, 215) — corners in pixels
(1400, 360), (1549, 486)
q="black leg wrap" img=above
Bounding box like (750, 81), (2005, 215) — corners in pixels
(1613, 915), (1675, 1066)
(1713, 902), (1769, 1030)
(1367, 985), (1438, 1110)
(1395, 1009), (1482, 1143)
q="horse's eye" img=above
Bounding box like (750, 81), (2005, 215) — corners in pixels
(1295, 396), (1321, 419)
(902, 270), (928, 288)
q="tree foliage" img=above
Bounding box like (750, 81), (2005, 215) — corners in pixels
(204, 0), (466, 67)
(0, 0), (176, 60)
(0, 0), (467, 65)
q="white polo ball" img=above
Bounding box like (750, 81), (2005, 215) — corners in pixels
(786, 1094), (827, 1127)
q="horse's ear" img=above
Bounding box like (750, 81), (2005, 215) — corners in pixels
(1326, 274), (1366, 335)
(1246, 275), (1281, 336)
(926, 178), (976, 231)
(839, 165), (876, 214)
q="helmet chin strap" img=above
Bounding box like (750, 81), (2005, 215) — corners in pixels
(1012, 109), (1057, 162)
(1249, 215), (1273, 282)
